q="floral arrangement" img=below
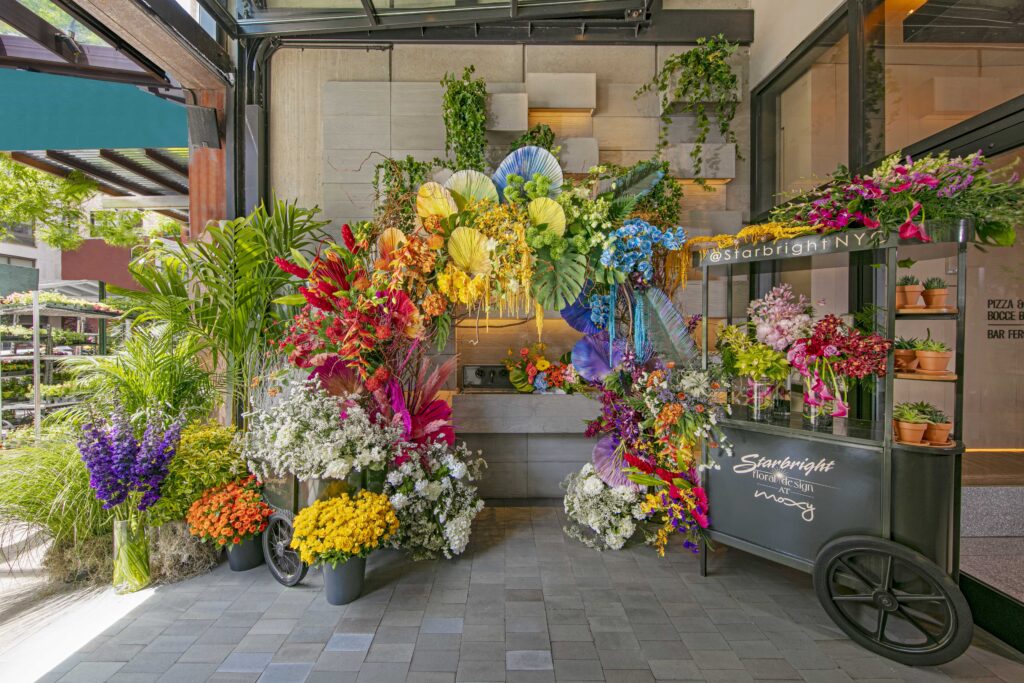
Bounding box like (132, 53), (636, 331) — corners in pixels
(788, 315), (892, 418)
(78, 409), (183, 516)
(581, 355), (729, 556)
(717, 325), (791, 385)
(289, 490), (399, 567)
(1, 291), (123, 314)
(186, 475), (271, 547)
(600, 218), (686, 288)
(747, 284), (815, 352)
(243, 378), (403, 482)
(503, 343), (577, 393)
(562, 463), (652, 551)
(384, 440), (486, 560)
(771, 151), (1023, 246)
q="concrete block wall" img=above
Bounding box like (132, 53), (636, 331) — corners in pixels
(271, 42), (751, 236)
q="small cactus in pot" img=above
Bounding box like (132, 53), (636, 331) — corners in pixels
(922, 276), (949, 308)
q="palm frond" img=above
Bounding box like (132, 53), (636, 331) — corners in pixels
(642, 288), (698, 366)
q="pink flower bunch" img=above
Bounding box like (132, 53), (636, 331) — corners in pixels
(788, 315), (892, 418)
(747, 284), (815, 352)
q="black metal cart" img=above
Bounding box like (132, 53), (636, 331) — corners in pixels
(261, 474), (351, 585)
(698, 221), (973, 666)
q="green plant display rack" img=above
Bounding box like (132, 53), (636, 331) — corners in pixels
(696, 221), (971, 666)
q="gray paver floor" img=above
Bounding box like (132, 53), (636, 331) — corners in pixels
(39, 507), (1024, 682)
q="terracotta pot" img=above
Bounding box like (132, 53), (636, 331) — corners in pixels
(916, 350), (952, 372)
(924, 422), (953, 444)
(894, 349), (919, 371)
(897, 284), (924, 307)
(895, 288), (908, 308)
(895, 420), (928, 444)
(922, 288), (948, 308)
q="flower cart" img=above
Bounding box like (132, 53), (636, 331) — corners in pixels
(697, 221), (972, 666)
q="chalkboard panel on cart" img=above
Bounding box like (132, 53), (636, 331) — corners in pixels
(708, 425), (883, 566)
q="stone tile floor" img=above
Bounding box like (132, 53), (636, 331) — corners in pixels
(39, 507), (1024, 683)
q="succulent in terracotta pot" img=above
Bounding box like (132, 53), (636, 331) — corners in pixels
(922, 276), (949, 308)
(894, 336), (919, 371)
(896, 275), (923, 308)
(919, 403), (953, 445)
(893, 402), (929, 443)
(915, 336), (952, 373)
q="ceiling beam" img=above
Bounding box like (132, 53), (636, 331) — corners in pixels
(144, 148), (189, 180)
(0, 34), (166, 86)
(46, 149), (160, 196)
(99, 148), (188, 194)
(0, 0), (86, 64)
(101, 194), (189, 209)
(10, 152), (186, 222)
(359, 0), (379, 26)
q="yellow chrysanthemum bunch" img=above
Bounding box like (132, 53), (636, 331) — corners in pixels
(290, 490), (399, 568)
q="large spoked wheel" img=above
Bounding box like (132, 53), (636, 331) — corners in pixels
(813, 536), (973, 666)
(263, 511), (308, 587)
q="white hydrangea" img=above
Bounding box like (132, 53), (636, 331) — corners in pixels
(562, 463), (652, 551)
(385, 440), (486, 560)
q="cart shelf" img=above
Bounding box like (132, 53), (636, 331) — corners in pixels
(895, 372), (957, 382)
(722, 409), (883, 447)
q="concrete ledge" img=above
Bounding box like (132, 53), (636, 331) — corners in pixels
(666, 142), (736, 179)
(487, 93), (528, 131)
(526, 72), (596, 111)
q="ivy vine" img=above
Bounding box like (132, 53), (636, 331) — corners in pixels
(636, 34), (740, 186)
(373, 155), (434, 231)
(509, 124), (557, 153)
(440, 66), (488, 172)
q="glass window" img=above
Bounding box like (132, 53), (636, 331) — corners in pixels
(865, 0), (1024, 160)
(752, 16), (850, 214)
(0, 255), (36, 268)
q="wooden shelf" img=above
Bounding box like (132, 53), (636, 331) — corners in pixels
(896, 372), (958, 382)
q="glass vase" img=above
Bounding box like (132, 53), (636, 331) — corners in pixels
(747, 378), (776, 422)
(802, 400), (833, 430)
(113, 519), (150, 594)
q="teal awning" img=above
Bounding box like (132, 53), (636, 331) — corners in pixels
(0, 70), (187, 151)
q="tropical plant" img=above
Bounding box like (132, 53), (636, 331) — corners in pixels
(147, 423), (246, 528)
(924, 276), (947, 290)
(636, 34), (740, 185)
(56, 324), (216, 427)
(897, 275), (920, 286)
(114, 199), (328, 422)
(0, 154), (94, 249)
(440, 66), (488, 171)
(894, 402), (929, 424)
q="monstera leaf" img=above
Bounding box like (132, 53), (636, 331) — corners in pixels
(530, 246), (586, 312)
(508, 367), (535, 393)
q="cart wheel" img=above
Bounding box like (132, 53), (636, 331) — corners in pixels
(813, 536), (972, 666)
(263, 511), (308, 587)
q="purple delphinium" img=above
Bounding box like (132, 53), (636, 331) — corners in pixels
(78, 409), (182, 513)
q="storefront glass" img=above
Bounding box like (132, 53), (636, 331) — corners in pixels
(864, 0), (1024, 163)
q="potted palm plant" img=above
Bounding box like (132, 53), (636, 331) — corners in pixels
(896, 275), (923, 308)
(893, 402), (929, 444)
(915, 336), (952, 373)
(922, 277), (949, 308)
(894, 337), (919, 371)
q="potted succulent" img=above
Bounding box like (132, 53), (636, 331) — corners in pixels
(919, 403), (954, 445)
(922, 276), (949, 308)
(187, 475), (272, 571)
(893, 402), (929, 444)
(290, 490), (399, 605)
(915, 336), (953, 373)
(896, 275), (923, 308)
(894, 337), (919, 371)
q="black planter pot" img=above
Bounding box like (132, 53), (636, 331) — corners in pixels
(226, 534), (265, 571)
(323, 557), (366, 605)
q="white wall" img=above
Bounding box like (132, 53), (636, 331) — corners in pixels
(0, 242), (61, 284)
(749, 0), (845, 88)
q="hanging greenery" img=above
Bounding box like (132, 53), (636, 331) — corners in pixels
(510, 124), (557, 154)
(440, 66), (488, 172)
(373, 155), (434, 231)
(636, 34), (740, 186)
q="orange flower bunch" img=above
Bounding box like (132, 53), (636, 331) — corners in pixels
(186, 475), (272, 547)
